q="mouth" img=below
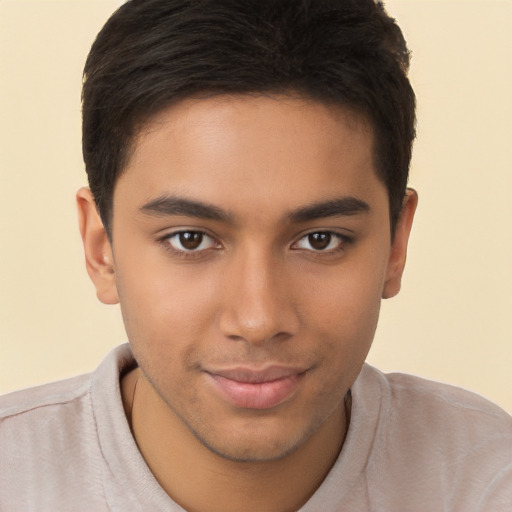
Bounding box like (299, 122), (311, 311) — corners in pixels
(205, 366), (308, 410)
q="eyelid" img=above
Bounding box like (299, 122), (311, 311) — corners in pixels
(157, 227), (352, 257)
(159, 228), (222, 255)
(291, 230), (352, 252)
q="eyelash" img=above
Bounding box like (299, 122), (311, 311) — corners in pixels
(158, 229), (353, 258)
(291, 231), (352, 255)
(159, 230), (220, 258)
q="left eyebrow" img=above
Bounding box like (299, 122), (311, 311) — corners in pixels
(288, 197), (370, 223)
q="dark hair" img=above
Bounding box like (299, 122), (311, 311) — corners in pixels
(82, 0), (415, 235)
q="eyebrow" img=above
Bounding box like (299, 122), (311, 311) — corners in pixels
(140, 195), (232, 222)
(288, 197), (370, 223)
(139, 194), (370, 224)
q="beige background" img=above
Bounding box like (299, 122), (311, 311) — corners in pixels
(1, 0), (511, 413)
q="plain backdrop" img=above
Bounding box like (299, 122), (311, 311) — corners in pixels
(0, 0), (511, 413)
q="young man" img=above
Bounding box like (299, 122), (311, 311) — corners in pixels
(1, 0), (510, 510)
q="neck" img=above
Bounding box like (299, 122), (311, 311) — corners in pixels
(122, 368), (349, 512)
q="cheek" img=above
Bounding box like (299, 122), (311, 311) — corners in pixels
(307, 287), (381, 367)
(301, 250), (386, 317)
(114, 255), (223, 355)
(302, 287), (381, 407)
(297, 253), (387, 359)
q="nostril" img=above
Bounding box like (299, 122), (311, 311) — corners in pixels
(224, 329), (294, 346)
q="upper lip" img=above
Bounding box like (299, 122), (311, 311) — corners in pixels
(206, 365), (308, 384)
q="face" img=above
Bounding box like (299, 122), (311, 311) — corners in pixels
(81, 95), (415, 462)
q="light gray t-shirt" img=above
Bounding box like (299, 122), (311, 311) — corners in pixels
(1, 344), (511, 511)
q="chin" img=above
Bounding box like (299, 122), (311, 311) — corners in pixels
(197, 434), (302, 463)
(188, 414), (321, 464)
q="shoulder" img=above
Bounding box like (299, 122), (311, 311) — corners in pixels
(0, 345), (135, 511)
(0, 372), (101, 508)
(0, 372), (91, 420)
(357, 363), (512, 429)
(0, 343), (134, 422)
(353, 364), (512, 510)
(358, 364), (512, 457)
(0, 372), (97, 466)
(382, 368), (512, 434)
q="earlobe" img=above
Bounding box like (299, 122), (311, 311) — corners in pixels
(76, 187), (119, 305)
(382, 188), (418, 299)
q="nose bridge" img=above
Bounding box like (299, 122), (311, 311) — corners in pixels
(219, 242), (296, 344)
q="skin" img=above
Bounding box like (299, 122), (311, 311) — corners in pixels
(77, 95), (417, 512)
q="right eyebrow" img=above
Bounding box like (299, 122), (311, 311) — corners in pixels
(139, 195), (232, 223)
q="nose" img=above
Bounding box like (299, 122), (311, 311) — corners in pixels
(218, 247), (299, 346)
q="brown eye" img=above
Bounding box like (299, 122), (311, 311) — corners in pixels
(166, 231), (217, 253)
(179, 231), (203, 250)
(308, 232), (331, 250)
(293, 231), (346, 252)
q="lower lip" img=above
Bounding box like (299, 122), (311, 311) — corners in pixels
(208, 373), (304, 410)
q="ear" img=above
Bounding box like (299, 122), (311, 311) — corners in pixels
(76, 187), (119, 305)
(382, 188), (418, 299)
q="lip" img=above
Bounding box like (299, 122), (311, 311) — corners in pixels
(205, 366), (307, 410)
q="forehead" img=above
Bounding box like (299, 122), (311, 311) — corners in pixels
(114, 94), (385, 219)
